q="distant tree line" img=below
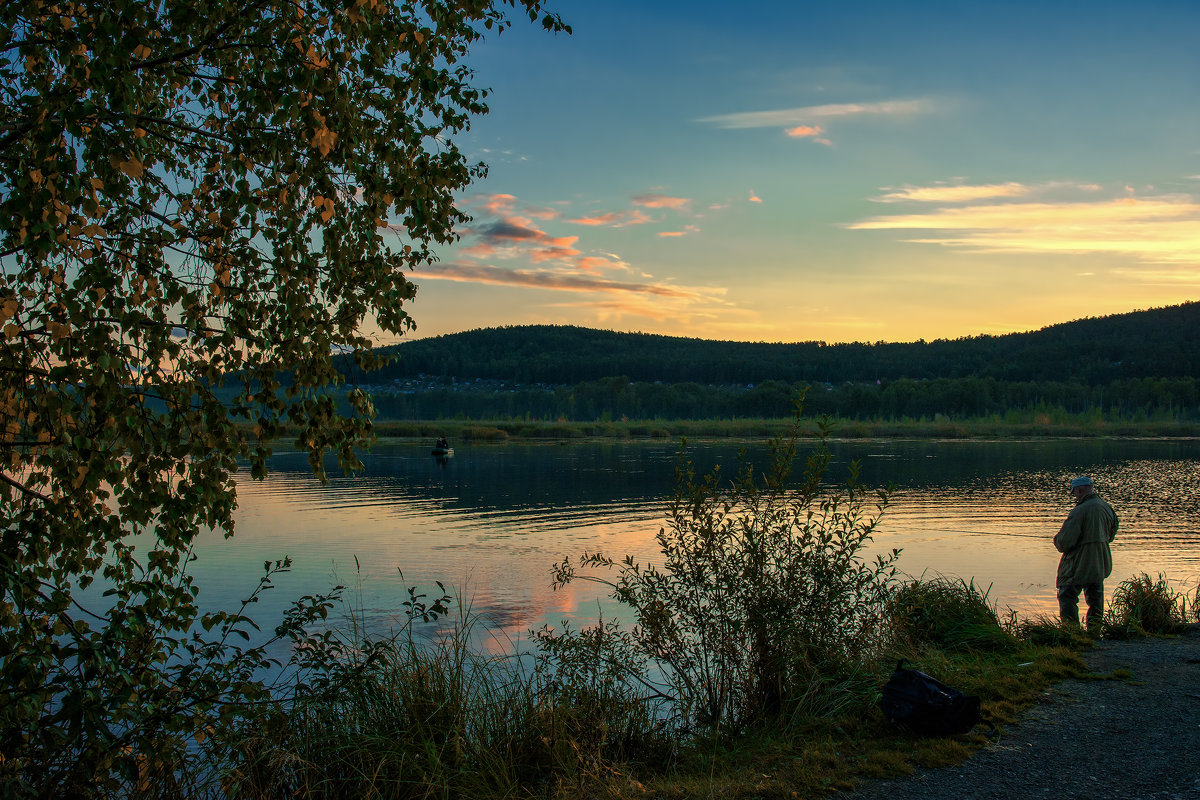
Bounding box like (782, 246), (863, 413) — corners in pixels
(347, 301), (1200, 387)
(365, 375), (1200, 423)
(328, 302), (1200, 422)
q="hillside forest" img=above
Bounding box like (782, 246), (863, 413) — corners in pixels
(334, 303), (1200, 423)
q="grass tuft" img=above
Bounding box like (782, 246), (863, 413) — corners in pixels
(887, 576), (1015, 653)
(1102, 573), (1193, 638)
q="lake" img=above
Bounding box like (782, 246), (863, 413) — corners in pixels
(191, 437), (1200, 648)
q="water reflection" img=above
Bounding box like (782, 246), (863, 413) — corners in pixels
(192, 438), (1200, 646)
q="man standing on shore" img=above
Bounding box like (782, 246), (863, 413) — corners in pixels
(1054, 476), (1119, 633)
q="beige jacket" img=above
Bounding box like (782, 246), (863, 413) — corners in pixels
(1054, 493), (1118, 587)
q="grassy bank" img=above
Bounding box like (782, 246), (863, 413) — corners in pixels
(217, 573), (1200, 799)
(213, 412), (1200, 798)
(371, 415), (1200, 443)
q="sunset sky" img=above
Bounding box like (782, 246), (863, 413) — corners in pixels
(395, 0), (1200, 345)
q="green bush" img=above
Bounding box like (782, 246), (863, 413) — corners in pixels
(536, 403), (899, 736)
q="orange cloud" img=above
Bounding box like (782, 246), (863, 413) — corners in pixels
(531, 236), (582, 263)
(748, 192), (763, 204)
(785, 124), (831, 145)
(632, 193), (690, 210)
(575, 256), (616, 272)
(458, 242), (498, 258)
(658, 231), (685, 237)
(567, 209), (653, 227)
(479, 193), (517, 214)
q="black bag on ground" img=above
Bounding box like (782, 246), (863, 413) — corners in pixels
(879, 659), (982, 736)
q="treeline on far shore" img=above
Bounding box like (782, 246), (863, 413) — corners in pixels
(369, 411), (1200, 443)
(356, 374), (1200, 434)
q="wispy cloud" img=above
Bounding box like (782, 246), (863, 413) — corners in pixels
(541, 296), (727, 325)
(426, 192), (729, 322)
(477, 193), (517, 214)
(1111, 267), (1200, 285)
(567, 209), (653, 227)
(632, 193), (691, 210)
(873, 180), (1103, 204)
(874, 182), (1032, 203)
(699, 99), (933, 130)
(657, 225), (700, 238)
(412, 262), (721, 300)
(849, 191), (1200, 265)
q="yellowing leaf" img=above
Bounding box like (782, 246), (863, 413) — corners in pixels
(305, 44), (330, 69)
(117, 157), (144, 178)
(311, 125), (337, 157)
(48, 321), (72, 342)
(133, 44), (152, 59)
(4, 323), (20, 340)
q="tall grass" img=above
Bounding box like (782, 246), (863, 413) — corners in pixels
(210, 568), (1111, 797)
(221, 598), (672, 799)
(1102, 572), (1196, 638)
(887, 576), (1015, 653)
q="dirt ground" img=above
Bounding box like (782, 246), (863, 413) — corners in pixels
(841, 624), (1200, 800)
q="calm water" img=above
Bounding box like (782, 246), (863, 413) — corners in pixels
(190, 438), (1200, 646)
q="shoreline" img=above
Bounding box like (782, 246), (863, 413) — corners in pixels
(364, 417), (1200, 444)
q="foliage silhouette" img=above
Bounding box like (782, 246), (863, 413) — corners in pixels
(0, 0), (567, 794)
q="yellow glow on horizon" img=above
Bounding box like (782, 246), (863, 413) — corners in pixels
(850, 196), (1200, 264)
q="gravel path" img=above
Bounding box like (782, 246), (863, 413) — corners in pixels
(842, 624), (1200, 800)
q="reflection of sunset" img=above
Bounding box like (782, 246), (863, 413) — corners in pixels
(192, 442), (1200, 648)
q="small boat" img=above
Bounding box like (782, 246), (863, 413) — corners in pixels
(431, 447), (454, 457)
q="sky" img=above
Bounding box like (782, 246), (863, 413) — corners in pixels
(392, 0), (1200, 345)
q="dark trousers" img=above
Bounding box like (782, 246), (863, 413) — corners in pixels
(1058, 582), (1104, 631)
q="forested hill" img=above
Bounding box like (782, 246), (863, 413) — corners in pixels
(360, 302), (1200, 385)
